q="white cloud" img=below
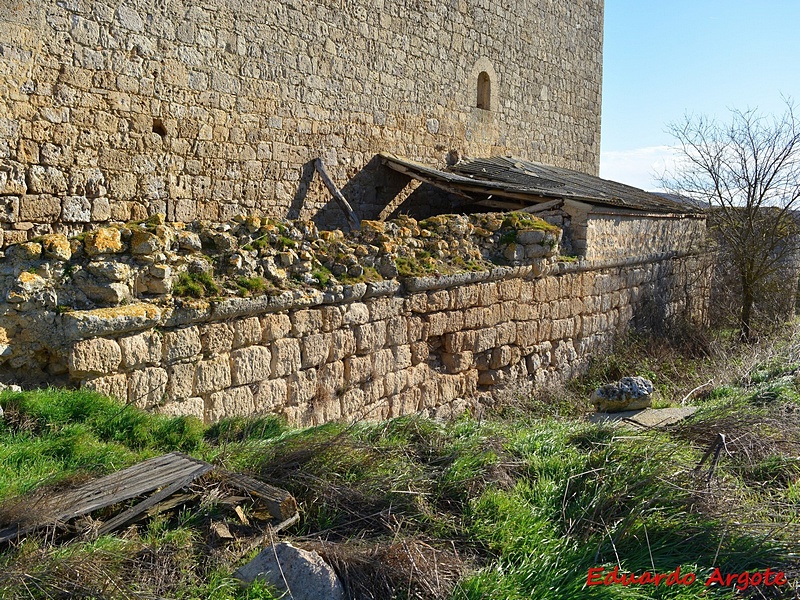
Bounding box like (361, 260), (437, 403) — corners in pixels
(599, 146), (681, 191)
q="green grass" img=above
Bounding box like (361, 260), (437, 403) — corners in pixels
(174, 271), (221, 298)
(235, 276), (270, 297)
(0, 340), (799, 599)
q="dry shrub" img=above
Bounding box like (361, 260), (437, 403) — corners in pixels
(306, 537), (470, 600)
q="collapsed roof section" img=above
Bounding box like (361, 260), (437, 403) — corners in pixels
(379, 153), (702, 217)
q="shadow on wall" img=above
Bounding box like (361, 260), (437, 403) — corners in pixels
(287, 155), (458, 230)
(630, 258), (711, 337)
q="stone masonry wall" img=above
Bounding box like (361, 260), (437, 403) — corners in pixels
(0, 0), (603, 241)
(583, 215), (706, 262)
(64, 254), (710, 426)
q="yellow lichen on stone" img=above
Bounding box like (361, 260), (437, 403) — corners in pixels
(40, 233), (72, 261)
(84, 227), (123, 256)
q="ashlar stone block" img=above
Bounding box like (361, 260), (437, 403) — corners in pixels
(69, 338), (121, 377)
(234, 317), (262, 348)
(119, 330), (162, 369)
(164, 326), (202, 363)
(208, 385), (254, 421)
(232, 345), (271, 385)
(128, 367), (168, 409)
(195, 355), (232, 394)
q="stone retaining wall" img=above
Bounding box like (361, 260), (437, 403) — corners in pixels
(65, 254), (710, 426)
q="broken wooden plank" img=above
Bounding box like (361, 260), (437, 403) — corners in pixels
(221, 471), (297, 521)
(96, 462), (214, 536)
(0, 453), (212, 543)
(0, 452), (297, 544)
(313, 158), (360, 229)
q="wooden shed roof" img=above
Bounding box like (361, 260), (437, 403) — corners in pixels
(380, 153), (702, 216)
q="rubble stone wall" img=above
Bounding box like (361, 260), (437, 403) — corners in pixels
(0, 0), (603, 241)
(66, 254), (710, 426)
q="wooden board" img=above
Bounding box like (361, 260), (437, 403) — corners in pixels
(0, 452), (297, 544)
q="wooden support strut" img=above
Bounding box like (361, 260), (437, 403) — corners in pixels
(314, 158), (360, 229)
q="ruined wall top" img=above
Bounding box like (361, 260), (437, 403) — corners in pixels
(0, 0), (603, 239)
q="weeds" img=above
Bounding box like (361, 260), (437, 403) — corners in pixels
(2, 328), (800, 599)
(174, 271), (221, 298)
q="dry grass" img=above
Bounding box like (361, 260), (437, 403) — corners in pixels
(307, 537), (470, 600)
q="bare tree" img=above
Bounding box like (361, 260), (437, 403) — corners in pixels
(663, 102), (800, 340)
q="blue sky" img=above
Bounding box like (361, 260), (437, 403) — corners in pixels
(599, 1), (800, 190)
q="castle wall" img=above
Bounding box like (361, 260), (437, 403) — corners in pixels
(62, 254), (710, 426)
(0, 0), (604, 240)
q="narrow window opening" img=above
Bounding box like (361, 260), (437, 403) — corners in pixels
(152, 118), (167, 138)
(476, 71), (491, 110)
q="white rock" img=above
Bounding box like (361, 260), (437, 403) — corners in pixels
(234, 542), (344, 600)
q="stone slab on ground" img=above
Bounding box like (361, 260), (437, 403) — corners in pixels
(234, 542), (344, 600)
(589, 406), (698, 429)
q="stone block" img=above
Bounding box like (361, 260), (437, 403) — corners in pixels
(443, 331), (474, 354)
(234, 316), (262, 348)
(232, 345), (271, 385)
(195, 355), (232, 394)
(69, 338), (121, 377)
(261, 313), (291, 342)
(368, 297), (404, 321)
(119, 330), (162, 369)
(26, 165), (67, 194)
(390, 388), (420, 417)
(270, 338), (301, 377)
(290, 309), (323, 336)
(344, 355), (372, 384)
(301, 333), (330, 368)
(82, 373), (127, 401)
(208, 385), (255, 421)
(328, 330), (356, 362)
(406, 316), (428, 342)
(426, 312), (448, 337)
(410, 341), (430, 365)
(200, 322), (234, 354)
(288, 369), (317, 405)
(62, 196), (91, 222)
(254, 378), (288, 412)
(341, 388), (366, 417)
(316, 361), (344, 397)
(84, 227), (123, 255)
(354, 321), (387, 354)
(442, 351), (474, 373)
(87, 260), (130, 281)
(342, 302), (369, 325)
(319, 306), (343, 332)
(372, 348), (394, 377)
(386, 316), (408, 345)
(164, 327), (202, 363)
(167, 362), (196, 401)
(157, 397), (204, 420)
(0, 196), (20, 223)
(427, 290), (450, 311)
(450, 285), (480, 310)
(475, 328), (498, 353)
(405, 294), (427, 313)
(392, 344), (413, 370)
(383, 370), (407, 396)
(128, 367), (168, 409)
(20, 194), (61, 221)
(496, 321), (517, 346)
(490, 345), (513, 369)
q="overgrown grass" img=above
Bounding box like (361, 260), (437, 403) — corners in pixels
(174, 271), (221, 298)
(1, 328), (799, 598)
